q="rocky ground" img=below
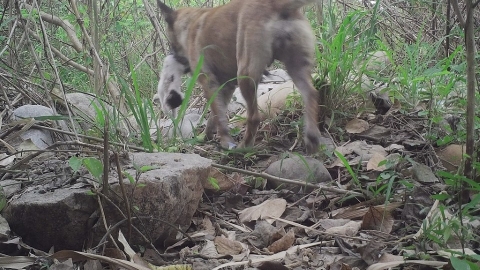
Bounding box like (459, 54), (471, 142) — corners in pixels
(0, 68), (477, 270)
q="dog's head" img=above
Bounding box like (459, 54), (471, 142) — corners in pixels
(157, 1), (191, 62)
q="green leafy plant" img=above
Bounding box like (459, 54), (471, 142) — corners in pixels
(315, 9), (377, 112)
(69, 156), (104, 182)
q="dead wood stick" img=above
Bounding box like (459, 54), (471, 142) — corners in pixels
(211, 163), (361, 196)
(31, 124), (145, 151)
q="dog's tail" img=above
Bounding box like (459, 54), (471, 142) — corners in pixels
(282, 0), (318, 13)
(157, 0), (175, 25)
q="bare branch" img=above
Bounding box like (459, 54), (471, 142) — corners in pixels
(24, 4), (83, 52)
(450, 0), (466, 28)
(21, 25), (94, 75)
(143, 0), (168, 55)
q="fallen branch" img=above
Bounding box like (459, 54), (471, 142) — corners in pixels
(211, 163), (362, 196)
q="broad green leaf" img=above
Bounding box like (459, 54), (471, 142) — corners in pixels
(431, 193), (450, 200)
(69, 156), (83, 172)
(124, 171), (135, 184)
(450, 256), (476, 270)
(83, 158), (103, 179)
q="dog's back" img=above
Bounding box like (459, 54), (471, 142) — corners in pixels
(158, 0), (322, 153)
(161, 0), (317, 85)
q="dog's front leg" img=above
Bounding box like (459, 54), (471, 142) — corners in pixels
(200, 76), (237, 149)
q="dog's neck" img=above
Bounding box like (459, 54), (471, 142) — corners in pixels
(170, 7), (211, 60)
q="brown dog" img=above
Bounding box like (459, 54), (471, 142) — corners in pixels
(157, 0), (322, 154)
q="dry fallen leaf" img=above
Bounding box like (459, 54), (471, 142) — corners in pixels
(328, 261), (352, 270)
(345, 118), (369, 134)
(50, 250), (150, 270)
(257, 261), (289, 270)
(214, 236), (243, 255)
(436, 144), (464, 172)
(205, 168), (235, 192)
(239, 198), (287, 224)
(267, 230), (295, 253)
(201, 240), (219, 258)
(357, 241), (386, 265)
(331, 141), (388, 168)
(385, 144), (404, 151)
(325, 220), (362, 236)
(361, 206), (394, 233)
(0, 154), (15, 167)
(367, 257), (447, 270)
(366, 152), (387, 171)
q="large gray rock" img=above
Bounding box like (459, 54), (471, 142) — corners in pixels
(12, 104), (56, 119)
(159, 113), (203, 139)
(64, 93), (142, 137)
(265, 155), (332, 191)
(3, 152), (211, 251)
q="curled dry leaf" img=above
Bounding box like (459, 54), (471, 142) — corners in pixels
(345, 118), (369, 134)
(361, 206), (394, 234)
(325, 221), (362, 236)
(214, 236), (243, 255)
(267, 230), (295, 253)
(239, 198), (287, 224)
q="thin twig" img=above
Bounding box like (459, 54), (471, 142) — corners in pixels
(211, 163), (362, 196)
(96, 193), (121, 251)
(114, 152), (132, 241)
(31, 124), (146, 151)
(102, 117), (110, 195)
(450, 0), (466, 28)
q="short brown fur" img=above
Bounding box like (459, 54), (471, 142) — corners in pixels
(157, 0), (322, 153)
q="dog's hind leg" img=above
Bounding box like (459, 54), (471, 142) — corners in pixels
(236, 39), (273, 149)
(284, 58), (322, 154)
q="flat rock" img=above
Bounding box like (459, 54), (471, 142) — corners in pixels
(0, 180), (22, 197)
(265, 155), (332, 191)
(411, 162), (439, 184)
(0, 215), (11, 240)
(3, 152), (211, 251)
(12, 104), (55, 120)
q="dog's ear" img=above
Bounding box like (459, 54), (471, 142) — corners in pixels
(157, 0), (176, 26)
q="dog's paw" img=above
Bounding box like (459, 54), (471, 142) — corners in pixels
(224, 141), (237, 150)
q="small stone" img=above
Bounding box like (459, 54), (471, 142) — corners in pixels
(265, 155), (332, 191)
(411, 162), (439, 184)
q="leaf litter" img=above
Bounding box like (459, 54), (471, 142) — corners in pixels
(0, 81), (476, 269)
